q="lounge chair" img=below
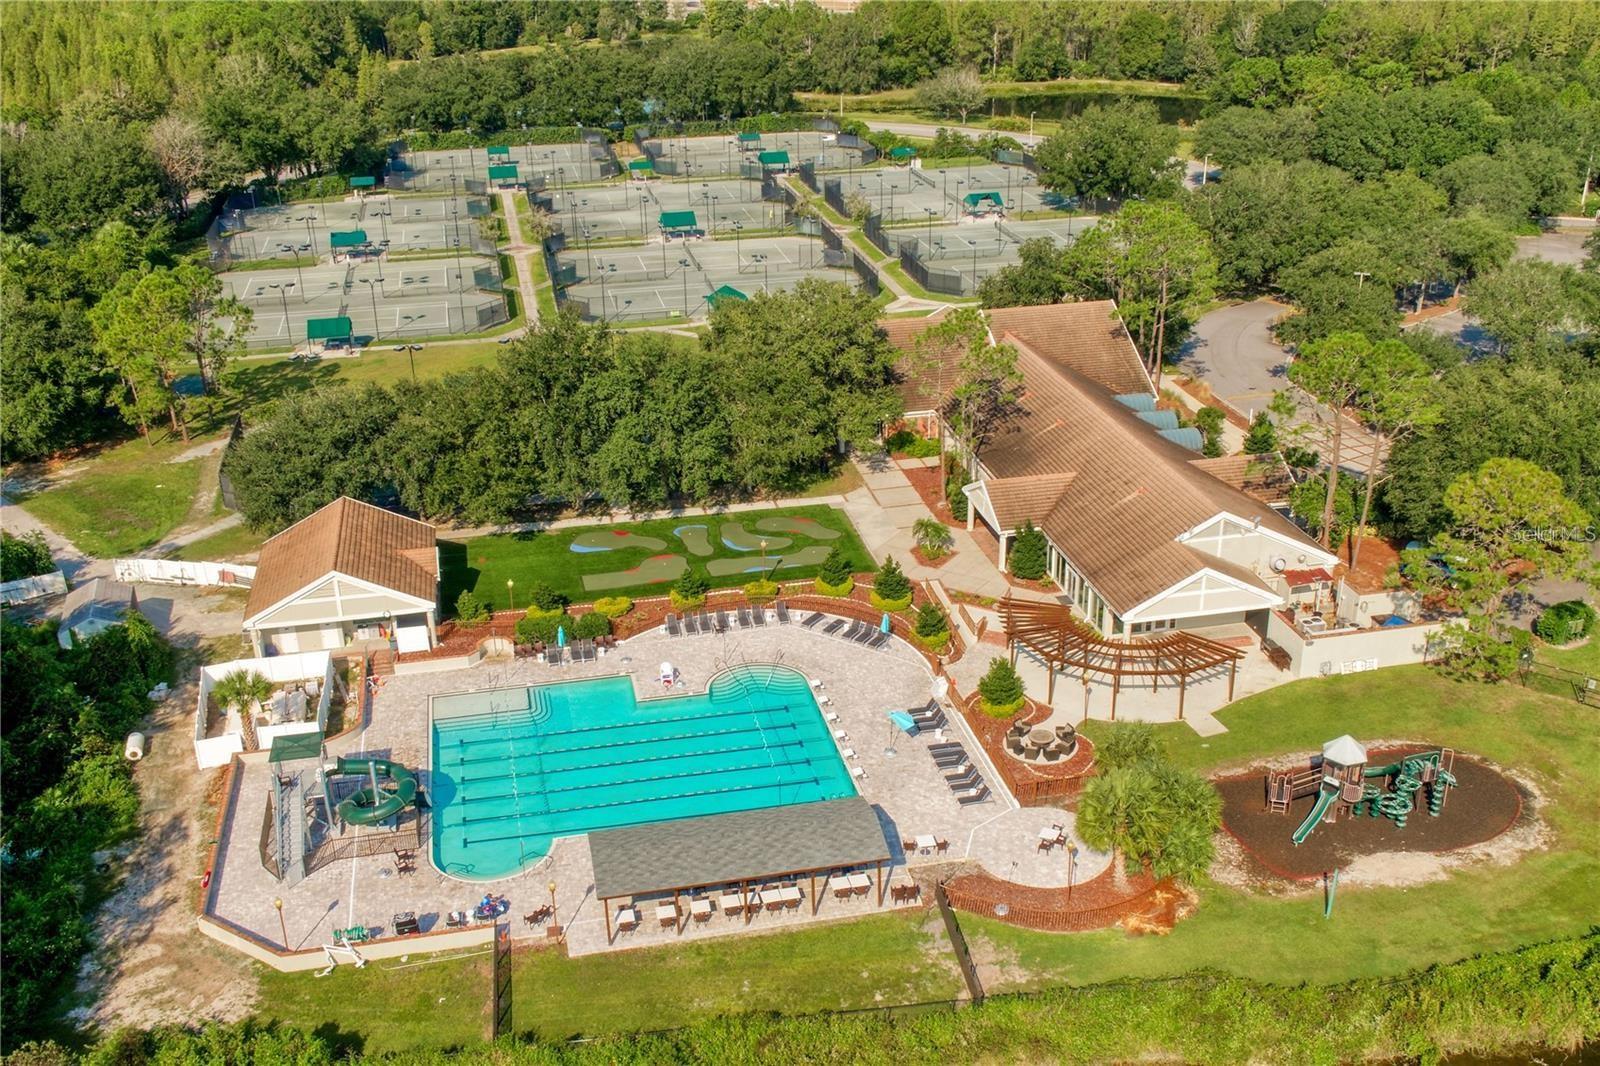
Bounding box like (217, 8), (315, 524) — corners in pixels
(866, 632), (889, 650)
(932, 752), (967, 770)
(822, 618), (847, 636)
(911, 707), (945, 727)
(752, 607), (766, 627)
(850, 624), (874, 645)
(665, 613), (681, 637)
(683, 612), (700, 636)
(697, 610), (714, 632)
(776, 601), (791, 623)
(941, 761), (973, 780)
(955, 785), (990, 805)
(801, 610), (823, 628)
(928, 741), (964, 754)
(737, 605), (752, 628)
(546, 646), (564, 666)
(945, 771), (981, 792)
(712, 609), (729, 632)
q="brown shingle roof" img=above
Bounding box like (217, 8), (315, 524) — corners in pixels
(1188, 455), (1296, 506)
(883, 310), (956, 412)
(244, 498), (437, 621)
(985, 301), (1152, 396)
(980, 474), (1077, 531)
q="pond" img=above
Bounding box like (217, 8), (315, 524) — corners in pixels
(988, 91), (1205, 127)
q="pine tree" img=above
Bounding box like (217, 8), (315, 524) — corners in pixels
(874, 556), (911, 601)
(977, 656), (1025, 711)
(1007, 520), (1048, 580)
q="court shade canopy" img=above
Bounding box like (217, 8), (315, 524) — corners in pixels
(757, 150), (791, 168)
(487, 164), (519, 181)
(349, 175), (377, 189)
(963, 191), (1004, 210)
(306, 316), (354, 344)
(889, 146), (916, 160)
(487, 145), (511, 159)
(659, 210), (699, 234)
(737, 132), (762, 144)
(707, 284), (748, 307)
(628, 158), (655, 172)
(329, 230), (370, 250)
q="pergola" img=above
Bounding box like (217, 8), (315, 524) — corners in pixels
(589, 797), (891, 944)
(1000, 597), (1244, 721)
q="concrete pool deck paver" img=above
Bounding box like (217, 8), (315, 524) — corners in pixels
(204, 622), (1102, 959)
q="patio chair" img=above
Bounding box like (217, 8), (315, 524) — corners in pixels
(866, 632), (889, 650)
(1006, 737), (1026, 756)
(1041, 745), (1064, 763)
(901, 837), (918, 853)
(683, 613), (700, 636)
(955, 785), (990, 805)
(945, 771), (981, 792)
(842, 620), (865, 641)
(851, 625), (874, 645)
(823, 617), (847, 636)
(752, 606), (767, 627)
(941, 761), (973, 780)
(545, 645), (564, 666)
(800, 610), (823, 628)
(697, 610), (713, 633)
(665, 614), (681, 637)
(932, 750), (967, 769)
(616, 909), (640, 933)
(445, 910), (469, 929)
(737, 605), (752, 628)
(775, 601), (791, 624)
(714, 609), (731, 632)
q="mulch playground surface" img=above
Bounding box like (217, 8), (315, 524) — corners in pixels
(1217, 748), (1524, 879)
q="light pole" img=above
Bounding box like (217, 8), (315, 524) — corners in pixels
(1354, 270), (1371, 289)
(733, 220), (742, 263)
(547, 880), (558, 928)
(450, 237), (467, 331)
(359, 276), (383, 341)
(1067, 841), (1078, 901)
(507, 578), (515, 613)
(273, 897), (288, 949)
(393, 343), (421, 382)
(269, 282), (293, 344)
(680, 258), (691, 316)
(924, 207), (937, 256)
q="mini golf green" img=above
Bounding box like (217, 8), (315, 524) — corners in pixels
(570, 530), (669, 553)
(674, 524), (714, 557)
(581, 554), (688, 591)
(720, 521), (792, 552)
(755, 516), (841, 540)
(705, 545), (832, 577)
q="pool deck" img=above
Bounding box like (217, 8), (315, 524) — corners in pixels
(205, 620), (1109, 958)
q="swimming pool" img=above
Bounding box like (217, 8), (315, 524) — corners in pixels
(429, 664), (855, 879)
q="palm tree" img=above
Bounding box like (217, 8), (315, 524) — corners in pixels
(213, 669), (273, 752)
(1076, 767), (1162, 894)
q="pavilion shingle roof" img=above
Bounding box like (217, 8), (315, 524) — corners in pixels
(985, 302), (1152, 396)
(980, 474), (1077, 531)
(244, 497), (437, 622)
(1187, 454), (1296, 506)
(589, 797), (890, 902)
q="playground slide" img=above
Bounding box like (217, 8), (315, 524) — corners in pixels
(331, 757), (418, 826)
(1291, 781), (1340, 846)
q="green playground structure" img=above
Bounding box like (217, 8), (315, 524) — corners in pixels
(1272, 737), (1456, 846)
(327, 756), (419, 826)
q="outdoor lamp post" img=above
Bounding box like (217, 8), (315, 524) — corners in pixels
(547, 880), (557, 924)
(924, 207), (937, 256)
(1067, 841), (1079, 901)
(941, 169), (949, 206)
(733, 220), (743, 263)
(303, 211), (318, 256)
(450, 237), (467, 330)
(393, 343), (421, 382)
(359, 276), (383, 341)
(1029, 111), (1036, 142)
(273, 897), (288, 948)
(680, 258), (691, 315)
(507, 579), (515, 613)
(268, 282), (292, 342)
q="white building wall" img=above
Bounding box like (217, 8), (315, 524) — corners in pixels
(1265, 611), (1446, 679)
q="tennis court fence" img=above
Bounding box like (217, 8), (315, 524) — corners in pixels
(900, 245), (969, 297)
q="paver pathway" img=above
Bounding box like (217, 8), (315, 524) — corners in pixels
(498, 188), (542, 333)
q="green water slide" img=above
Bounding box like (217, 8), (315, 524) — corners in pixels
(1291, 781), (1341, 846)
(331, 756), (418, 826)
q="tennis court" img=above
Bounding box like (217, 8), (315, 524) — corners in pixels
(215, 194), (494, 262)
(541, 177), (789, 240)
(644, 131), (868, 176)
(391, 142), (615, 190)
(218, 256), (508, 347)
(555, 235), (855, 322)
(896, 217), (1097, 297)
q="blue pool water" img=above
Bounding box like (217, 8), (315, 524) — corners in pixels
(429, 665), (854, 880)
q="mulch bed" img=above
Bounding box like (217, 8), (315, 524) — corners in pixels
(902, 464), (966, 528)
(945, 865), (1182, 933)
(1217, 748), (1524, 880)
(910, 546), (955, 568)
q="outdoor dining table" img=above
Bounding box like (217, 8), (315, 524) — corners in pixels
(690, 898), (713, 921)
(847, 873), (872, 895)
(656, 902), (678, 927)
(720, 893), (744, 915)
(1028, 727), (1055, 747)
(914, 834), (937, 854)
(1039, 826), (1064, 847)
(777, 886), (802, 904)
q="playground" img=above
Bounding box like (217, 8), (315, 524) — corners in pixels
(219, 255), (508, 347)
(1217, 743), (1526, 880)
(555, 235), (854, 322)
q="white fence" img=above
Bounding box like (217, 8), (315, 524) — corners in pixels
(0, 570), (67, 604)
(194, 651), (334, 769)
(114, 558), (256, 588)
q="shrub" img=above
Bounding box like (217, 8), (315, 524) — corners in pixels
(977, 656), (1025, 715)
(870, 557), (913, 610)
(1534, 600), (1596, 645)
(573, 611), (612, 639)
(742, 578), (779, 602)
(819, 547), (853, 586)
(526, 582), (568, 611)
(815, 575), (855, 597)
(591, 596), (633, 619)
(913, 517), (954, 560)
(945, 474), (969, 521)
(671, 569), (709, 609)
(0, 530), (53, 582)
(455, 590), (490, 625)
(514, 611), (569, 644)
(1243, 411), (1277, 454)
(1096, 722), (1163, 771)
(914, 601), (949, 641)
(1007, 520), (1048, 580)
(886, 429), (942, 459)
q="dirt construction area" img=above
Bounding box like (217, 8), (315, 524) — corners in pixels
(1217, 749), (1525, 880)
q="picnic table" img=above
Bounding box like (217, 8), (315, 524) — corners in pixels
(914, 834), (937, 854)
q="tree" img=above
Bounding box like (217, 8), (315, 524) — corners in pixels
(211, 670), (272, 753)
(1094, 721), (1162, 771)
(977, 656), (1025, 714)
(1077, 767), (1162, 893)
(1463, 260), (1588, 356)
(1007, 519), (1048, 579)
(171, 263), (251, 392)
(1437, 212), (1516, 295)
(89, 269), (194, 442)
(914, 308), (1023, 490)
(1407, 459), (1596, 679)
(0, 531), (54, 581)
(1186, 160), (1357, 292)
(977, 238), (1065, 308)
(915, 67), (986, 123)
(13, 119), (162, 236)
(1034, 101), (1182, 203)
(1288, 332), (1370, 548)
(914, 600), (948, 639)
(913, 516), (954, 559)
(1347, 341), (1440, 568)
(1195, 106), (1315, 168)
(872, 555), (912, 603)
(147, 113), (238, 216)
(1060, 201), (1217, 376)
(1243, 411), (1277, 454)
(818, 546), (854, 587)
(1276, 239), (1404, 345)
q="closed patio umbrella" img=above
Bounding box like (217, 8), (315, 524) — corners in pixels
(556, 626), (566, 648)
(880, 612), (891, 634)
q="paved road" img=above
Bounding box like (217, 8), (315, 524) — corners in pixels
(1412, 230), (1589, 350)
(1174, 299), (1289, 419)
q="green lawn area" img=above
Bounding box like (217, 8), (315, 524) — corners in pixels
(19, 437), (206, 557)
(170, 522), (266, 562)
(440, 503), (873, 612)
(253, 910), (957, 1055)
(966, 666), (1600, 992)
(226, 342), (510, 416)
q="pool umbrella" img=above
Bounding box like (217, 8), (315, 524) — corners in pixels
(556, 626), (566, 648)
(880, 612), (891, 634)
(888, 710), (919, 735)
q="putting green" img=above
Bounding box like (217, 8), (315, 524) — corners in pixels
(705, 545), (832, 577)
(581, 554), (688, 591)
(720, 521), (791, 552)
(674, 524), (714, 557)
(570, 530), (669, 553)
(754, 516), (841, 540)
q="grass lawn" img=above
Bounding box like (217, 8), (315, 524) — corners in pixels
(19, 437), (206, 557)
(226, 342), (510, 416)
(966, 666), (1600, 992)
(440, 503), (873, 612)
(170, 522), (267, 562)
(252, 911), (957, 1054)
